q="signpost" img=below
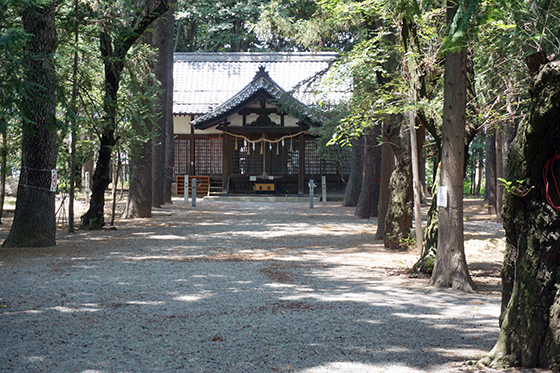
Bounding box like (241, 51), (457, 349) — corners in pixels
(308, 179), (316, 208)
(50, 170), (57, 192)
(192, 178), (197, 207)
(184, 176), (189, 203)
(321, 176), (327, 205)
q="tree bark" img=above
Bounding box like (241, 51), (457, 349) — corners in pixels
(342, 137), (364, 207)
(484, 127), (497, 212)
(81, 0), (169, 229)
(68, 0), (79, 233)
(124, 137), (152, 218)
(475, 157), (482, 196)
(411, 166), (440, 273)
(110, 152), (122, 225)
(162, 1), (176, 204)
(374, 124), (395, 240)
(0, 132), (7, 224)
(409, 116), (423, 254)
(383, 124), (413, 250)
(355, 128), (381, 218)
(430, 38), (474, 291)
(3, 1), (57, 247)
(403, 11), (479, 273)
(496, 124), (504, 222)
(123, 30), (155, 219)
(479, 59), (560, 372)
(151, 8), (174, 207)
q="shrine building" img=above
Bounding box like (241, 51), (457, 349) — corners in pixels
(173, 52), (349, 197)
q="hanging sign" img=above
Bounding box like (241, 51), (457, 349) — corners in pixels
(437, 186), (447, 208)
(50, 169), (58, 192)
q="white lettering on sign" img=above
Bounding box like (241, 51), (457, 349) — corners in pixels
(50, 170), (57, 192)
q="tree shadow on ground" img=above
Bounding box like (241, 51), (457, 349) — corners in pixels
(0, 200), (547, 372)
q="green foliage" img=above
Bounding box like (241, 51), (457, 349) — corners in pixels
(79, 215), (104, 230)
(386, 230), (417, 248)
(175, 0), (266, 52)
(440, 0), (481, 55)
(308, 102), (352, 176)
(498, 177), (534, 197)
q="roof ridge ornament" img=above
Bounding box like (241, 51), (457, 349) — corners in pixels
(254, 65), (270, 79)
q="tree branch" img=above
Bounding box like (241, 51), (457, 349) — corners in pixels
(116, 0), (170, 58)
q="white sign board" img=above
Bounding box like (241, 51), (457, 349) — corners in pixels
(437, 186), (448, 208)
(50, 169), (57, 192)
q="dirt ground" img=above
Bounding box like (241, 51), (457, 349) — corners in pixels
(0, 196), (505, 292)
(1, 196), (529, 373)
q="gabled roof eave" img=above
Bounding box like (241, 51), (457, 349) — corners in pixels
(191, 68), (313, 130)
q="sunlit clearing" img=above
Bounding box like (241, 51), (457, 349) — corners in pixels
(84, 236), (114, 241)
(148, 235), (188, 240)
(174, 292), (214, 302)
(25, 356), (46, 363)
(266, 284), (314, 292)
(50, 306), (101, 313)
(298, 362), (425, 373)
(126, 301), (166, 306)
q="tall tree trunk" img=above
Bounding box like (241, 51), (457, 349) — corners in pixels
(417, 126), (427, 201)
(342, 137), (363, 207)
(484, 127), (497, 212)
(3, 1), (57, 247)
(163, 1), (176, 204)
(374, 124), (395, 240)
(355, 128), (381, 218)
(475, 157), (482, 196)
(68, 0), (79, 233)
(124, 134), (152, 218)
(383, 125), (413, 250)
(403, 11), (479, 272)
(151, 14), (165, 207)
(503, 79), (517, 180)
(0, 132), (7, 224)
(479, 58), (560, 372)
(410, 118), (423, 254)
(110, 152), (122, 225)
(430, 9), (474, 291)
(80, 0), (169, 229)
(496, 124), (504, 222)
(411, 166), (440, 273)
(123, 31), (154, 219)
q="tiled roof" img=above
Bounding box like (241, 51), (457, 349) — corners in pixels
(191, 67), (310, 129)
(173, 52), (345, 116)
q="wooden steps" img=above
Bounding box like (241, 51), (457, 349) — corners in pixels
(208, 178), (223, 196)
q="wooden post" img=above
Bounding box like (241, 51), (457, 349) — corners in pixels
(322, 175), (327, 204)
(410, 116), (424, 254)
(298, 133), (305, 196)
(222, 130), (229, 196)
(190, 116), (196, 175)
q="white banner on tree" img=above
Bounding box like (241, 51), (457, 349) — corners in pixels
(50, 169), (57, 192)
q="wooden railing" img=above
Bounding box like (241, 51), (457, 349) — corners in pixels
(175, 175), (210, 196)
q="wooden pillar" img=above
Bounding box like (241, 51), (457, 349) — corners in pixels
(222, 130), (230, 195)
(298, 132), (305, 196)
(262, 132), (267, 175)
(189, 115), (195, 175)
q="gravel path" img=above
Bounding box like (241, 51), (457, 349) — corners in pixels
(0, 199), (550, 373)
